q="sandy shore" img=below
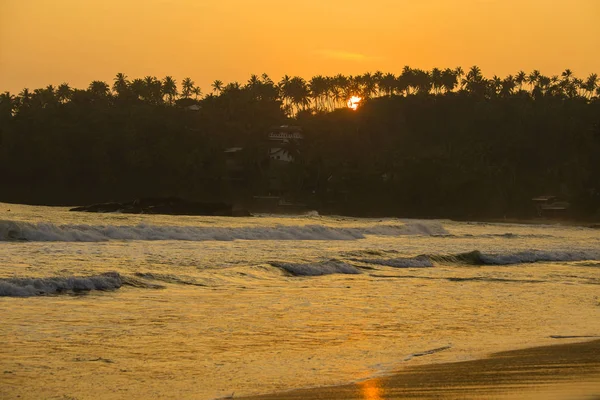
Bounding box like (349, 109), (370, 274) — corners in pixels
(239, 339), (600, 400)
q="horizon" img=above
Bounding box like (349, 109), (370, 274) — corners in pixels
(2, 0), (599, 94)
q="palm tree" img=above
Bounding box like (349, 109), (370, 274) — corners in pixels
(463, 65), (486, 96)
(490, 75), (502, 96)
(288, 76), (310, 114)
(400, 66), (415, 95)
(454, 67), (465, 90)
(113, 73), (129, 97)
(192, 86), (202, 100)
(88, 81), (111, 98)
(573, 78), (585, 97)
(515, 71), (527, 91)
(278, 75), (293, 110)
(144, 76), (162, 104)
(500, 75), (515, 97)
(359, 72), (377, 99)
(17, 88), (32, 111)
(261, 73), (274, 85)
(373, 71), (384, 96)
(309, 75), (328, 111)
(412, 69), (432, 94)
(130, 78), (145, 100)
(0, 91), (16, 118)
(583, 73), (598, 99)
(181, 77), (195, 99)
(56, 83), (72, 103)
(161, 76), (178, 105)
(247, 74), (261, 88)
(527, 70), (541, 91)
(430, 68), (443, 94)
(538, 75), (551, 94)
(441, 68), (458, 93)
(211, 80), (223, 95)
(561, 69), (573, 82)
(379, 73), (396, 97)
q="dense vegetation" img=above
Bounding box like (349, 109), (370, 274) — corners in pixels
(1, 67), (599, 220)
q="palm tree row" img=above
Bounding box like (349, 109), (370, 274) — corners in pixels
(2, 67), (599, 117)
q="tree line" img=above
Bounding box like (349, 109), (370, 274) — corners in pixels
(1, 66), (599, 220)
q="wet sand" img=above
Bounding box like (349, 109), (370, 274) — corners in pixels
(240, 339), (600, 399)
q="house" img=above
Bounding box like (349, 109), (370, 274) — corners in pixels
(532, 195), (570, 217)
(267, 125), (303, 162)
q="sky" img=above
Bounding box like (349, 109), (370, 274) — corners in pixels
(1, 0), (599, 94)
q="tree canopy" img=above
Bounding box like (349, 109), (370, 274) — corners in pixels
(1, 67), (599, 220)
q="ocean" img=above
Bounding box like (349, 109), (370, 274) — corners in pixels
(1, 203), (599, 399)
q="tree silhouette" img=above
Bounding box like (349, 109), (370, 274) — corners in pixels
(212, 80), (223, 94)
(162, 76), (178, 105)
(88, 81), (110, 98)
(113, 73), (129, 98)
(181, 77), (195, 99)
(57, 83), (72, 103)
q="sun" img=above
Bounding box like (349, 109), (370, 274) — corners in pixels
(347, 96), (362, 110)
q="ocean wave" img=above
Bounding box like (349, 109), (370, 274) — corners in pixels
(270, 260), (362, 276)
(356, 249), (600, 268)
(432, 249), (600, 265)
(0, 272), (122, 297)
(354, 255), (434, 268)
(134, 272), (206, 286)
(460, 233), (554, 239)
(0, 220), (447, 242)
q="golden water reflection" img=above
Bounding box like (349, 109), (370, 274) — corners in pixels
(360, 379), (383, 400)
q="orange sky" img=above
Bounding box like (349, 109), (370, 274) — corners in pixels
(1, 0), (599, 94)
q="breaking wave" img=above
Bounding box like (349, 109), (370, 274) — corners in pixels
(355, 249), (600, 268)
(270, 260), (362, 276)
(431, 249), (600, 265)
(0, 220), (448, 242)
(354, 255), (434, 268)
(0, 272), (122, 297)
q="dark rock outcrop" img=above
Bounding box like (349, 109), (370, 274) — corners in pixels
(70, 197), (249, 217)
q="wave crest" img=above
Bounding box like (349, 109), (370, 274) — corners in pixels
(357, 249), (600, 268)
(271, 260), (362, 276)
(0, 272), (122, 297)
(430, 250), (600, 265)
(355, 256), (434, 268)
(0, 220), (447, 242)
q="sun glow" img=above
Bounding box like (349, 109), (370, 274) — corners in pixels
(347, 96), (362, 110)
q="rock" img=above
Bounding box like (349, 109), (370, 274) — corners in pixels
(70, 197), (251, 217)
(70, 202), (125, 213)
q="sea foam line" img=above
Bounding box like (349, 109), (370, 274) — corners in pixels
(0, 220), (448, 242)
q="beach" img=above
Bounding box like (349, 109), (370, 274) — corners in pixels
(240, 339), (600, 399)
(1, 203), (599, 399)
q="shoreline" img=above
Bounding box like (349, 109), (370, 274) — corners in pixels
(2, 201), (599, 228)
(238, 339), (600, 400)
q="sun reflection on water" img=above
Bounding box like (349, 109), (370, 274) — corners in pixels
(360, 379), (383, 400)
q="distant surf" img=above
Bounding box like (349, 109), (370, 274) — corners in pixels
(0, 219), (448, 242)
(356, 249), (600, 267)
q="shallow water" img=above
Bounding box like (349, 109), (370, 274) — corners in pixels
(1, 203), (599, 399)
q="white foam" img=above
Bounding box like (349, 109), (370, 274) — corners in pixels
(0, 220), (447, 242)
(271, 260), (362, 276)
(0, 272), (122, 297)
